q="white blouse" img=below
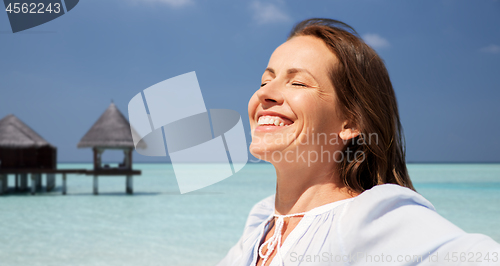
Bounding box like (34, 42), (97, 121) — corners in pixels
(217, 184), (500, 265)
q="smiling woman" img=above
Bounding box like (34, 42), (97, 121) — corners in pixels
(218, 18), (500, 266)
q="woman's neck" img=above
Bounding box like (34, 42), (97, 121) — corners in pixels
(273, 161), (357, 215)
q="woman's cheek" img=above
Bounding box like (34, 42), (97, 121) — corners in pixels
(248, 94), (259, 118)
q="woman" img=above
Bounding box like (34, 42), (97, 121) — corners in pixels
(218, 18), (500, 266)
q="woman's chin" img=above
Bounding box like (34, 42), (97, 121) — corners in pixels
(249, 144), (268, 160)
(249, 143), (288, 163)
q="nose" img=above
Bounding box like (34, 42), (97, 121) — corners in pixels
(256, 81), (284, 108)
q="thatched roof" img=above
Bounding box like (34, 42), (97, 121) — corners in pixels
(0, 114), (54, 148)
(78, 103), (139, 148)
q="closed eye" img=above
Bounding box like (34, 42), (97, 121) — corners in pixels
(260, 83), (267, 87)
(292, 83), (307, 87)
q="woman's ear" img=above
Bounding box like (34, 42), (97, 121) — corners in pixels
(339, 121), (360, 140)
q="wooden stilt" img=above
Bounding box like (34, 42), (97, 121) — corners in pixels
(20, 174), (28, 191)
(46, 173), (56, 192)
(0, 174), (5, 195)
(62, 173), (67, 195)
(126, 175), (133, 194)
(3, 174), (8, 194)
(36, 173), (42, 190)
(31, 174), (36, 195)
(93, 175), (98, 195)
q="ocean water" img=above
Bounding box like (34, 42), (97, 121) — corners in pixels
(0, 163), (499, 266)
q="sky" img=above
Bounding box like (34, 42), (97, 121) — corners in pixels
(1, 0), (499, 163)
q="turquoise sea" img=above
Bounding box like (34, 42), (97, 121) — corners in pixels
(0, 163), (499, 266)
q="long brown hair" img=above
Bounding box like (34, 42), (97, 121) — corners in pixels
(289, 18), (415, 193)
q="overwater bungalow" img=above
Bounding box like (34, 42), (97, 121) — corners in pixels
(78, 102), (142, 194)
(0, 114), (57, 193)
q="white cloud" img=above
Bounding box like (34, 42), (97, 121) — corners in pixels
(362, 33), (391, 49)
(480, 44), (500, 54)
(131, 0), (193, 8)
(251, 1), (290, 24)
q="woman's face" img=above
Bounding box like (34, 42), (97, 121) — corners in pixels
(248, 35), (347, 162)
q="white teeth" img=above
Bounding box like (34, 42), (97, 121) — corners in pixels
(257, 115), (289, 126)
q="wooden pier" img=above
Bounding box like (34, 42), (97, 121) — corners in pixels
(0, 168), (141, 195)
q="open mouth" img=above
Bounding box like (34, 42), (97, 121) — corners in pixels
(256, 115), (293, 127)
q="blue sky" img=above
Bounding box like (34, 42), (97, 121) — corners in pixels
(1, 0), (499, 163)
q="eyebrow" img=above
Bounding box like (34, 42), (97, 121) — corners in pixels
(264, 67), (275, 75)
(264, 67), (317, 80)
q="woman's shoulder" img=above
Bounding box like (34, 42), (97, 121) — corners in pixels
(340, 184), (448, 235)
(338, 184), (500, 260)
(349, 183), (436, 212)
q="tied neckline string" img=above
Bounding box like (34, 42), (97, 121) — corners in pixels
(258, 212), (306, 266)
